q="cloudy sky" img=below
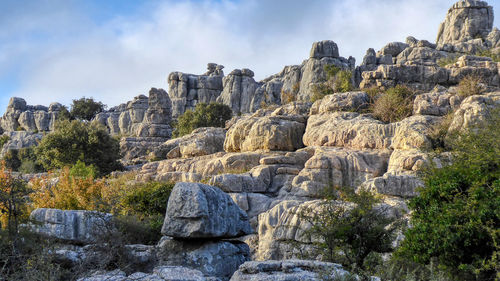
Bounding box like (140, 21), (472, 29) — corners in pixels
(1, 0), (499, 113)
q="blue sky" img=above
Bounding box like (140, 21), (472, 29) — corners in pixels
(1, 0), (499, 114)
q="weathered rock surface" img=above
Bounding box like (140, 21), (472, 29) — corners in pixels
(449, 91), (500, 132)
(288, 147), (391, 198)
(0, 131), (43, 157)
(77, 266), (207, 281)
(230, 260), (351, 281)
(309, 91), (370, 115)
(436, 0), (494, 46)
(217, 69), (260, 114)
(303, 112), (439, 151)
(168, 63), (224, 118)
(151, 127), (226, 160)
(30, 208), (113, 244)
(413, 88), (462, 116)
(0, 97), (63, 133)
(157, 236), (250, 280)
(224, 109), (306, 152)
(161, 182), (253, 239)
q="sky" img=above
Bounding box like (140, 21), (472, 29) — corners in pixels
(1, 0), (499, 113)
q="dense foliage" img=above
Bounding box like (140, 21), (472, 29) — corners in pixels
(173, 102), (232, 137)
(70, 97), (105, 121)
(3, 147), (45, 174)
(301, 187), (397, 278)
(35, 120), (122, 175)
(398, 112), (500, 280)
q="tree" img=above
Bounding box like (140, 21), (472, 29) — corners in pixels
(70, 97), (105, 121)
(398, 111), (500, 280)
(300, 187), (397, 278)
(173, 102), (232, 137)
(35, 120), (122, 175)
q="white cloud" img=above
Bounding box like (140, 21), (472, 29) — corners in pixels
(2, 0), (499, 111)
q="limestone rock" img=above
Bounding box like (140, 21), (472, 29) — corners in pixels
(436, 0), (494, 46)
(168, 64), (224, 118)
(161, 182), (253, 239)
(30, 208), (113, 244)
(449, 91), (500, 132)
(309, 91), (370, 115)
(413, 89), (462, 116)
(289, 147), (391, 198)
(309, 40), (339, 59)
(230, 260), (351, 281)
(152, 127), (226, 160)
(378, 42), (409, 57)
(360, 173), (423, 198)
(0, 131), (43, 157)
(216, 69), (260, 114)
(157, 236), (249, 280)
(224, 115), (305, 152)
(77, 266), (207, 281)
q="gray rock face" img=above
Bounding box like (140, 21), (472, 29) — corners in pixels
(0, 131), (43, 157)
(157, 236), (250, 280)
(309, 91), (370, 115)
(168, 63), (224, 118)
(448, 91), (500, 132)
(77, 266), (207, 281)
(161, 182), (253, 239)
(309, 40), (339, 59)
(436, 0), (494, 46)
(217, 69), (260, 114)
(413, 89), (462, 116)
(0, 97), (63, 133)
(30, 208), (113, 244)
(230, 260), (351, 281)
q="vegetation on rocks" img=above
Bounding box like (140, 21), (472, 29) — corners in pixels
(70, 97), (105, 121)
(311, 65), (354, 102)
(371, 85), (415, 123)
(35, 119), (122, 175)
(397, 112), (500, 280)
(173, 102), (232, 137)
(457, 74), (486, 98)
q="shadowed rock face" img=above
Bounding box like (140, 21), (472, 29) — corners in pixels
(161, 182), (253, 239)
(437, 0), (494, 45)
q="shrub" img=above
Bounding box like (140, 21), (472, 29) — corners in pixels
(457, 74), (486, 98)
(70, 97), (105, 121)
(35, 119), (122, 175)
(398, 111), (500, 280)
(371, 85), (415, 123)
(0, 135), (9, 150)
(476, 49), (500, 62)
(311, 65), (354, 103)
(3, 147), (44, 174)
(299, 187), (397, 278)
(173, 102), (232, 137)
(428, 112), (455, 151)
(121, 181), (174, 218)
(437, 54), (459, 67)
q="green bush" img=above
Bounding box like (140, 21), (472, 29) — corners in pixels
(70, 97), (105, 121)
(299, 187), (397, 278)
(3, 147), (44, 173)
(371, 85), (415, 123)
(173, 102), (232, 137)
(35, 120), (122, 175)
(476, 48), (500, 62)
(398, 111), (500, 280)
(122, 181), (174, 218)
(0, 135), (10, 150)
(311, 65), (354, 103)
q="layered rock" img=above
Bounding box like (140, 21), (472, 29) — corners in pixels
(150, 127), (226, 160)
(77, 266), (207, 281)
(230, 260), (352, 281)
(30, 208), (113, 244)
(168, 63), (225, 118)
(448, 91), (500, 131)
(0, 131), (43, 157)
(436, 0), (494, 46)
(161, 182), (253, 238)
(217, 69), (260, 114)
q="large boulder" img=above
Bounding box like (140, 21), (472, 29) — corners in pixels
(224, 115), (305, 152)
(157, 237), (250, 280)
(309, 40), (339, 59)
(436, 0), (494, 46)
(161, 182), (253, 239)
(448, 92), (500, 132)
(29, 208), (113, 244)
(230, 260), (352, 281)
(0, 131), (43, 157)
(309, 91), (370, 115)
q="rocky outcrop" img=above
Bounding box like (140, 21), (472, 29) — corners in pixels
(0, 97), (64, 133)
(168, 63), (225, 118)
(157, 237), (250, 280)
(161, 182), (253, 238)
(77, 266), (207, 281)
(309, 91), (370, 114)
(448, 91), (500, 131)
(0, 131), (43, 157)
(150, 127), (226, 160)
(217, 69), (260, 114)
(413, 87), (463, 116)
(29, 208), (113, 244)
(436, 0), (494, 46)
(230, 260), (352, 281)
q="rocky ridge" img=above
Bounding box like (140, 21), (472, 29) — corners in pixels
(3, 1), (500, 280)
